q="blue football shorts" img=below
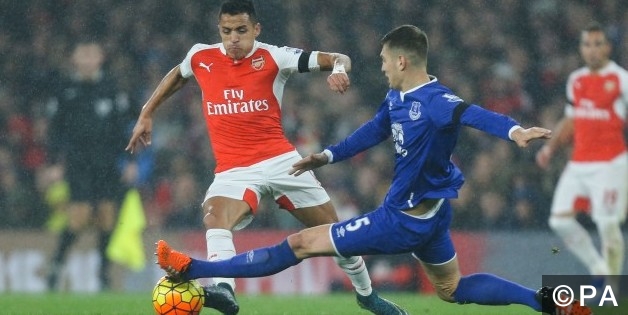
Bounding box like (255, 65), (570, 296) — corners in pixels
(329, 199), (455, 265)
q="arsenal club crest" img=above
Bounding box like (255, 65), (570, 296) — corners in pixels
(604, 80), (616, 93)
(251, 55), (265, 70)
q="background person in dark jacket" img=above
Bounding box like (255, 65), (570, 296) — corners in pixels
(45, 41), (136, 291)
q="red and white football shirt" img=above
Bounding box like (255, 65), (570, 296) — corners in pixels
(180, 41), (318, 172)
(565, 61), (628, 162)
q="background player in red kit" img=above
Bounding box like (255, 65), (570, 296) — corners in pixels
(536, 23), (628, 281)
(126, 1), (405, 315)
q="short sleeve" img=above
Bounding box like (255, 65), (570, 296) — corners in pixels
(267, 44), (305, 73)
(180, 44), (208, 78)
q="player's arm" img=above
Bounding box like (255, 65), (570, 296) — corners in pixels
(535, 115), (573, 169)
(126, 65), (188, 153)
(290, 102), (390, 176)
(455, 102), (551, 145)
(317, 52), (352, 72)
(318, 52), (352, 94)
(536, 73), (578, 168)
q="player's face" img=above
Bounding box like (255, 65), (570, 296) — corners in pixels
(218, 13), (260, 60)
(380, 45), (401, 90)
(579, 30), (611, 71)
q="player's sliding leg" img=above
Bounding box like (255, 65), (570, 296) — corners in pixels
(420, 256), (539, 309)
(157, 240), (408, 315)
(157, 226), (409, 315)
(290, 204), (407, 314)
(453, 273), (541, 309)
(156, 239), (299, 279)
(549, 215), (610, 275)
(420, 257), (592, 315)
(456, 274), (595, 315)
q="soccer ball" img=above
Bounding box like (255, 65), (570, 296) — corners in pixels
(152, 276), (205, 315)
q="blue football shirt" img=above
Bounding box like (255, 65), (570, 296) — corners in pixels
(326, 76), (520, 211)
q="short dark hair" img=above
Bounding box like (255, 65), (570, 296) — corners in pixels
(219, 0), (258, 23)
(581, 21), (610, 44)
(381, 25), (428, 67)
(583, 21), (605, 34)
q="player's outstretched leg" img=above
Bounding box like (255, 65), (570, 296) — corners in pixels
(157, 240), (410, 314)
(536, 286), (593, 315)
(357, 291), (409, 315)
(203, 283), (239, 315)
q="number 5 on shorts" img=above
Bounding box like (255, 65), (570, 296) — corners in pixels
(345, 217), (371, 232)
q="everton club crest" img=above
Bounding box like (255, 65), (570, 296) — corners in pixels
(409, 101), (421, 120)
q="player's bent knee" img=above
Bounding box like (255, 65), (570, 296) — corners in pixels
(287, 231), (325, 259)
(432, 279), (458, 303)
(434, 284), (457, 303)
(287, 232), (307, 254)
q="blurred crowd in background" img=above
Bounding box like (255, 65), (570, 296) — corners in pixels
(1, 0), (628, 232)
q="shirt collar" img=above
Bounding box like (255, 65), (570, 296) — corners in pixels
(400, 75), (438, 102)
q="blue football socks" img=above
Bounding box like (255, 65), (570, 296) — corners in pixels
(187, 240), (301, 279)
(453, 273), (542, 311)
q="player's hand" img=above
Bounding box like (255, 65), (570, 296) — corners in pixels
(125, 116), (153, 154)
(511, 127), (552, 148)
(535, 145), (553, 170)
(289, 152), (329, 176)
(327, 72), (350, 94)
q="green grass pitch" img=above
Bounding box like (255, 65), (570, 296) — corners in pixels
(0, 292), (537, 315)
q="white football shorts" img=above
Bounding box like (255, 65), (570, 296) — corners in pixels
(203, 150), (331, 229)
(551, 152), (628, 222)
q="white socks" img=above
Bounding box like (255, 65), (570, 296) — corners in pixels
(549, 216), (609, 275)
(596, 218), (625, 275)
(206, 229), (237, 289)
(333, 256), (373, 296)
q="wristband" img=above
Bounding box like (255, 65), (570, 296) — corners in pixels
(322, 149), (334, 164)
(332, 61), (346, 74)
